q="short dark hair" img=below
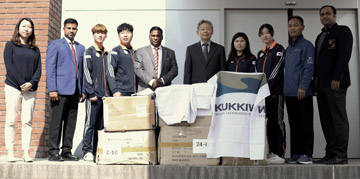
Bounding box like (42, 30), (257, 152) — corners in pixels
(258, 24), (274, 37)
(288, 16), (304, 25)
(11, 18), (36, 49)
(149, 26), (163, 35)
(64, 18), (78, 27)
(117, 23), (133, 34)
(320, 5), (337, 15)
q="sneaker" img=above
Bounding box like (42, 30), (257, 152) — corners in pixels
(286, 154), (301, 164)
(297, 155), (313, 164)
(83, 152), (94, 162)
(267, 153), (285, 164)
(267, 153), (275, 160)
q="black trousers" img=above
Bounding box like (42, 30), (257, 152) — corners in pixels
(266, 95), (286, 157)
(317, 87), (349, 158)
(48, 92), (79, 155)
(82, 98), (104, 155)
(285, 96), (314, 157)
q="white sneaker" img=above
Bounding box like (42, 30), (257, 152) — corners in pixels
(267, 153), (285, 164)
(83, 152), (94, 162)
(267, 153), (275, 160)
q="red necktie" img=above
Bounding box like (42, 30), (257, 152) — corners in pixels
(154, 47), (159, 79)
(70, 41), (78, 80)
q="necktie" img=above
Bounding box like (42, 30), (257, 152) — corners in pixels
(70, 41), (78, 80)
(154, 47), (159, 79)
(203, 43), (209, 63)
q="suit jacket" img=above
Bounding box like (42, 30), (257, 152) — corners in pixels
(134, 45), (178, 92)
(315, 23), (353, 88)
(46, 37), (85, 95)
(183, 41), (226, 84)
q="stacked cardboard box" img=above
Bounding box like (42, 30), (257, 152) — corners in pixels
(96, 96), (156, 165)
(158, 116), (220, 165)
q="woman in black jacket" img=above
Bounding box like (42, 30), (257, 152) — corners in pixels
(227, 32), (256, 72)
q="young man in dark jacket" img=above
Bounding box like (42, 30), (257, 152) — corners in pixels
(82, 24), (111, 162)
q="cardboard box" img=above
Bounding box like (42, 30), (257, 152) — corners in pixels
(158, 126), (220, 165)
(103, 96), (155, 131)
(96, 130), (157, 165)
(159, 115), (212, 127)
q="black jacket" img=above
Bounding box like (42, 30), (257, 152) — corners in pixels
(315, 23), (353, 89)
(227, 55), (256, 73)
(83, 45), (111, 98)
(256, 41), (285, 95)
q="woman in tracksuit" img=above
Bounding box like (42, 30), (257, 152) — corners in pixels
(227, 32), (256, 72)
(256, 24), (286, 164)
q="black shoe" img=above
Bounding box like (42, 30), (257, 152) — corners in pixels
(313, 155), (332, 164)
(48, 154), (64, 162)
(61, 153), (79, 161)
(324, 156), (348, 165)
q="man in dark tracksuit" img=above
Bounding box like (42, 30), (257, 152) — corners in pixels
(314, 5), (353, 165)
(257, 24), (286, 164)
(82, 24), (111, 162)
(107, 23), (137, 96)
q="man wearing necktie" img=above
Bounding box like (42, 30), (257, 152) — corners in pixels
(183, 19), (226, 84)
(134, 26), (178, 92)
(46, 18), (85, 162)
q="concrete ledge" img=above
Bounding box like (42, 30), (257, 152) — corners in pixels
(1, 158), (360, 179)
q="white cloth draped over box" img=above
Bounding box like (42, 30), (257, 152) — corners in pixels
(155, 72), (269, 159)
(155, 83), (214, 125)
(206, 71), (270, 160)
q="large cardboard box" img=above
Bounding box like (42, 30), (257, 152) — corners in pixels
(103, 96), (155, 131)
(158, 126), (220, 165)
(96, 130), (157, 165)
(159, 115), (212, 127)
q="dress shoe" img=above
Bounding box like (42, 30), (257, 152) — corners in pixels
(324, 156), (348, 165)
(7, 155), (15, 163)
(22, 156), (33, 162)
(61, 153), (79, 161)
(7, 150), (15, 163)
(313, 155), (332, 164)
(23, 151), (33, 162)
(48, 154), (64, 162)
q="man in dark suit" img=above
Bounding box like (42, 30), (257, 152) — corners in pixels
(183, 19), (226, 84)
(135, 26), (178, 92)
(46, 18), (86, 161)
(313, 5), (353, 165)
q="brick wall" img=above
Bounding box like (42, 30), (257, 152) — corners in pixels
(0, 0), (62, 158)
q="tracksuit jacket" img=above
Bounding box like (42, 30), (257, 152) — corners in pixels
(256, 41), (285, 95)
(83, 45), (111, 98)
(227, 55), (256, 72)
(107, 44), (137, 94)
(284, 35), (315, 97)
